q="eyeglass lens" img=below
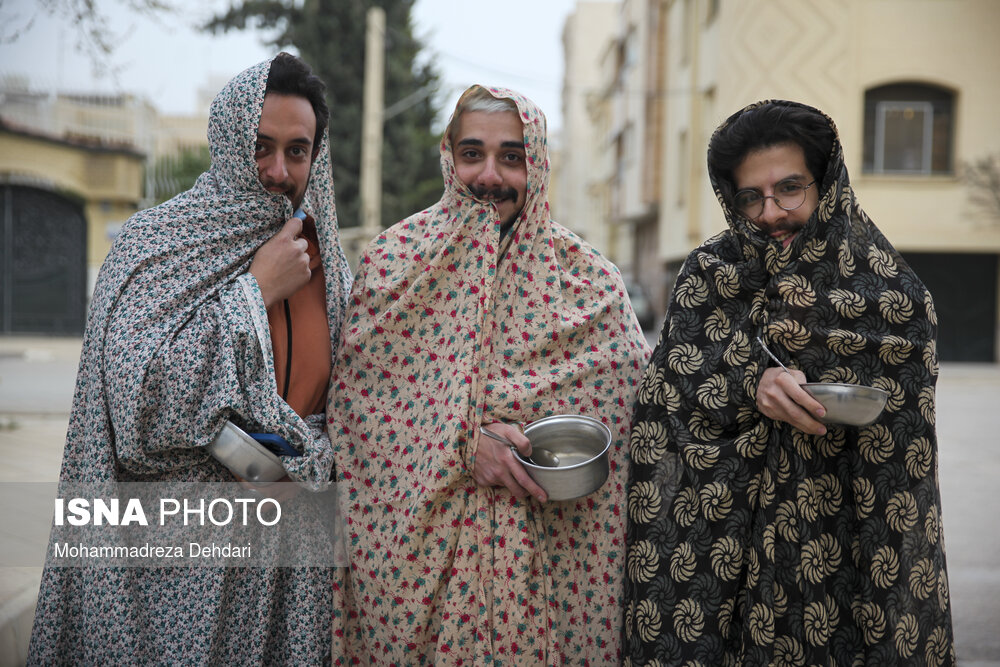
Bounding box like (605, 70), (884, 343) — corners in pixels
(735, 182), (811, 219)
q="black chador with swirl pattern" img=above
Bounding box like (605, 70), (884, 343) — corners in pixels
(623, 100), (954, 666)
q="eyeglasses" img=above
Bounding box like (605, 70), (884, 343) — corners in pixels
(733, 180), (816, 220)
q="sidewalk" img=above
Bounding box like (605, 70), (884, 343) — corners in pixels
(1, 337), (999, 665)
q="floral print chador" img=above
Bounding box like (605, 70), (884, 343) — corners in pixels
(28, 57), (351, 665)
(327, 86), (650, 664)
(623, 100), (954, 666)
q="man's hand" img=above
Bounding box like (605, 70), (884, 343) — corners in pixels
(250, 216), (311, 308)
(473, 422), (548, 503)
(756, 367), (828, 435)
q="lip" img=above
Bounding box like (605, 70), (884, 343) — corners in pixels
(773, 230), (798, 247)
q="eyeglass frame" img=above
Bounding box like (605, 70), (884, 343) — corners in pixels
(733, 179), (817, 220)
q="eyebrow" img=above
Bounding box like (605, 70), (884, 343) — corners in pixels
(455, 138), (524, 150)
(737, 174), (808, 191)
(256, 133), (312, 146)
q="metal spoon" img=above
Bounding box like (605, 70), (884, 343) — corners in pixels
(756, 336), (792, 375)
(479, 425), (560, 467)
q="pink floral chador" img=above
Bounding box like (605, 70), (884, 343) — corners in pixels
(328, 86), (650, 664)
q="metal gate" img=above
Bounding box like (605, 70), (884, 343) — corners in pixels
(0, 184), (87, 335)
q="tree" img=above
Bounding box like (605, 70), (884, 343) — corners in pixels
(1, 0), (174, 78)
(204, 0), (442, 230)
(963, 153), (1000, 226)
(150, 145), (212, 204)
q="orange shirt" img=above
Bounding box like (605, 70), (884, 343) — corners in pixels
(266, 217), (331, 417)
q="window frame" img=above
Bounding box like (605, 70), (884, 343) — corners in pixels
(873, 100), (934, 174)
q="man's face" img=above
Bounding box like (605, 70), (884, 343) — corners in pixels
(732, 142), (819, 247)
(452, 110), (528, 226)
(255, 93), (317, 209)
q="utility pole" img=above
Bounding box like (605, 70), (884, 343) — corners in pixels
(359, 6), (385, 242)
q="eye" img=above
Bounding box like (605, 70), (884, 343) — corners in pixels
(502, 151), (525, 164)
(459, 148), (481, 160)
(734, 190), (762, 209)
(289, 146), (308, 158)
(776, 181), (804, 195)
(254, 142), (266, 154)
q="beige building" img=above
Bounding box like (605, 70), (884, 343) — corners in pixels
(565, 0), (1000, 361)
(552, 1), (621, 259)
(0, 117), (144, 335)
(0, 78), (212, 335)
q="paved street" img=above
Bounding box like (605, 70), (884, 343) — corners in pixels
(1, 336), (998, 665)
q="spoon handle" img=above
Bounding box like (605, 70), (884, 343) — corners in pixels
(480, 425), (514, 446)
(756, 336), (792, 375)
(480, 425), (541, 465)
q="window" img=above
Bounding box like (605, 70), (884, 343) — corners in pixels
(863, 83), (954, 175)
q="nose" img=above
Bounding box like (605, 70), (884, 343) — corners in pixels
(260, 154), (287, 183)
(476, 157), (503, 188)
(756, 195), (787, 228)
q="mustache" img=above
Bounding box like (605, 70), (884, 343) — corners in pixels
(469, 185), (518, 203)
(261, 179), (291, 191)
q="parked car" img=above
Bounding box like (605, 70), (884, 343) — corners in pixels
(624, 277), (656, 332)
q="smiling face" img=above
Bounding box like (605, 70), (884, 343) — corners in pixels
(732, 142), (820, 247)
(255, 93), (317, 209)
(452, 110), (528, 226)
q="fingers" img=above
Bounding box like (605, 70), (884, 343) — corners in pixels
(493, 422), (532, 457)
(507, 452), (547, 503)
(474, 423), (547, 503)
(757, 367), (827, 435)
(281, 216), (309, 252)
(281, 215), (304, 238)
(249, 216), (312, 307)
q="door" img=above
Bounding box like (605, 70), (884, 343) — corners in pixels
(902, 252), (998, 362)
(1, 185), (87, 335)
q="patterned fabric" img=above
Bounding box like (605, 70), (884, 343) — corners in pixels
(327, 86), (650, 665)
(28, 57), (352, 665)
(623, 100), (955, 666)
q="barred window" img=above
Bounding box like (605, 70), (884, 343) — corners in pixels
(863, 83), (954, 175)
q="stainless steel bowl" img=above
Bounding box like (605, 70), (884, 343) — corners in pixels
(518, 415), (612, 501)
(206, 421), (287, 483)
(801, 383), (890, 426)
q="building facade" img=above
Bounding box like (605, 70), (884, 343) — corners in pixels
(552, 1), (621, 260)
(0, 121), (144, 335)
(563, 0), (1000, 360)
(0, 78), (212, 335)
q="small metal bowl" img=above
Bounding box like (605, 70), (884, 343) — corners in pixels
(206, 421), (287, 483)
(518, 415), (612, 501)
(801, 383), (890, 426)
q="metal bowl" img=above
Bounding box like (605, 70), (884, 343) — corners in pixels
(206, 421), (287, 483)
(518, 415), (612, 501)
(801, 383), (889, 426)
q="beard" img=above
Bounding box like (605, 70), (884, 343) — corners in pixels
(469, 185), (522, 225)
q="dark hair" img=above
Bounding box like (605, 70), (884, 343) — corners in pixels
(708, 102), (835, 205)
(265, 52), (329, 153)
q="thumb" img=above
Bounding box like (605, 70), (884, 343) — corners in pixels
(281, 216), (304, 238)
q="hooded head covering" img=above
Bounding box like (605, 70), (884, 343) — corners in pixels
(624, 100), (953, 665)
(328, 86), (649, 663)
